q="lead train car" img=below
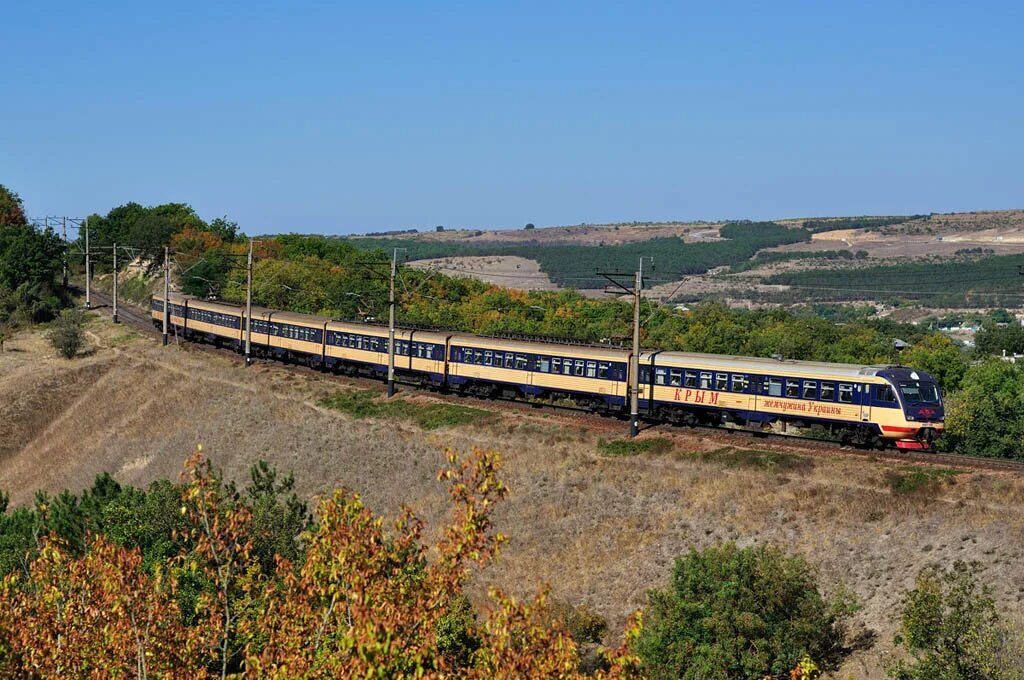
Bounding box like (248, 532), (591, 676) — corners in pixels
(152, 293), (943, 449)
(639, 351), (944, 449)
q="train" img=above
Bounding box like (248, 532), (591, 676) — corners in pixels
(152, 292), (945, 450)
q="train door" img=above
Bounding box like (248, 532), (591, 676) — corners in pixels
(859, 384), (871, 422)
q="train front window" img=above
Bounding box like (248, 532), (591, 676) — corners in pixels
(899, 381), (940, 404)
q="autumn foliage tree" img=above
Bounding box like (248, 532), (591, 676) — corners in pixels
(0, 448), (641, 678)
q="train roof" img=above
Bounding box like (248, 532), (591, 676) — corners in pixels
(270, 310), (330, 327)
(644, 350), (895, 379)
(449, 333), (630, 359)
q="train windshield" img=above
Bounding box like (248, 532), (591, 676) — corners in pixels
(899, 381), (941, 404)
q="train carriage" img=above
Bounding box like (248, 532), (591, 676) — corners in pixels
(324, 322), (448, 384)
(640, 351), (943, 448)
(262, 310), (327, 364)
(184, 298), (244, 347)
(448, 334), (630, 407)
(151, 292), (189, 331)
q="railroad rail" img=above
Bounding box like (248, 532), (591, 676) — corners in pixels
(84, 290), (1024, 475)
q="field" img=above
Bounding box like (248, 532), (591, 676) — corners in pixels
(348, 210), (1024, 311)
(3, 315), (1024, 678)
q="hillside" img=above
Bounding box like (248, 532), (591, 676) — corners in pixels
(348, 211), (1024, 310)
(2, 315), (1024, 678)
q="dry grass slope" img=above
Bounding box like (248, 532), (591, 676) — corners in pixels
(2, 317), (1023, 678)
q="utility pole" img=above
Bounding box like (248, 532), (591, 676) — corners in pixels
(60, 217), (69, 288)
(84, 216), (91, 309)
(599, 256), (652, 438)
(387, 247), (399, 397)
(112, 244), (119, 323)
(162, 246), (170, 346)
(245, 239), (253, 367)
(630, 268), (642, 437)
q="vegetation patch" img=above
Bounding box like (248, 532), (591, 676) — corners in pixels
(597, 437), (674, 457)
(693, 446), (814, 473)
(318, 389), (492, 430)
(885, 466), (960, 495)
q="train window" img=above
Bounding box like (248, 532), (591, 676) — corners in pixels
(504, 353), (514, 368)
(785, 380), (800, 398)
(731, 374), (748, 392)
(586, 361), (597, 378)
(598, 363), (610, 379)
(655, 368), (668, 385)
(875, 384), (897, 403)
(767, 378), (782, 396)
(539, 357), (550, 373)
(669, 369), (683, 387)
(820, 382), (835, 400)
(803, 381), (818, 399)
(516, 355), (528, 370)
(552, 358), (561, 373)
(716, 373), (728, 391)
(700, 372), (712, 389)
(574, 360), (585, 376)
(483, 351), (492, 366)
(838, 384), (853, 403)
(684, 371), (697, 388)
(563, 360), (573, 375)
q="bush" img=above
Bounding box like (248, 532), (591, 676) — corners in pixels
(887, 562), (1024, 679)
(47, 308), (86, 359)
(633, 543), (855, 679)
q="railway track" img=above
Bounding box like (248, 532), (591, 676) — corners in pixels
(84, 290), (1024, 475)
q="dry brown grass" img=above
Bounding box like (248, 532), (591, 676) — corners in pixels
(2, 316), (1024, 678)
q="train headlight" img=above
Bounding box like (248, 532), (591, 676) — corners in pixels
(906, 415), (915, 421)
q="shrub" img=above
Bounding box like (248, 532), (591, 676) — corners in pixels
(597, 437), (673, 457)
(633, 543), (855, 679)
(887, 562), (1024, 679)
(47, 308), (86, 359)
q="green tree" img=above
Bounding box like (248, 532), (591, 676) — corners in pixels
(47, 307), (86, 359)
(887, 562), (1024, 680)
(943, 359), (1024, 458)
(900, 334), (969, 392)
(0, 185), (28, 227)
(975, 325), (1024, 357)
(633, 543), (855, 679)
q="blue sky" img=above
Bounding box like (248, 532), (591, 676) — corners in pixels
(3, 1), (1021, 234)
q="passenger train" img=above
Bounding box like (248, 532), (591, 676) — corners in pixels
(152, 292), (944, 450)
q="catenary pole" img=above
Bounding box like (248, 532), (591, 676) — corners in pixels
(387, 247), (398, 397)
(112, 244), (119, 323)
(61, 217), (68, 288)
(245, 239), (253, 367)
(162, 246), (169, 346)
(630, 264), (642, 437)
(84, 216), (91, 309)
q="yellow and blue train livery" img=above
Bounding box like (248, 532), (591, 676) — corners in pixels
(257, 310), (327, 364)
(638, 351), (943, 449)
(184, 298), (244, 347)
(447, 334), (629, 409)
(150, 292), (189, 330)
(324, 322), (448, 385)
(151, 291), (943, 450)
